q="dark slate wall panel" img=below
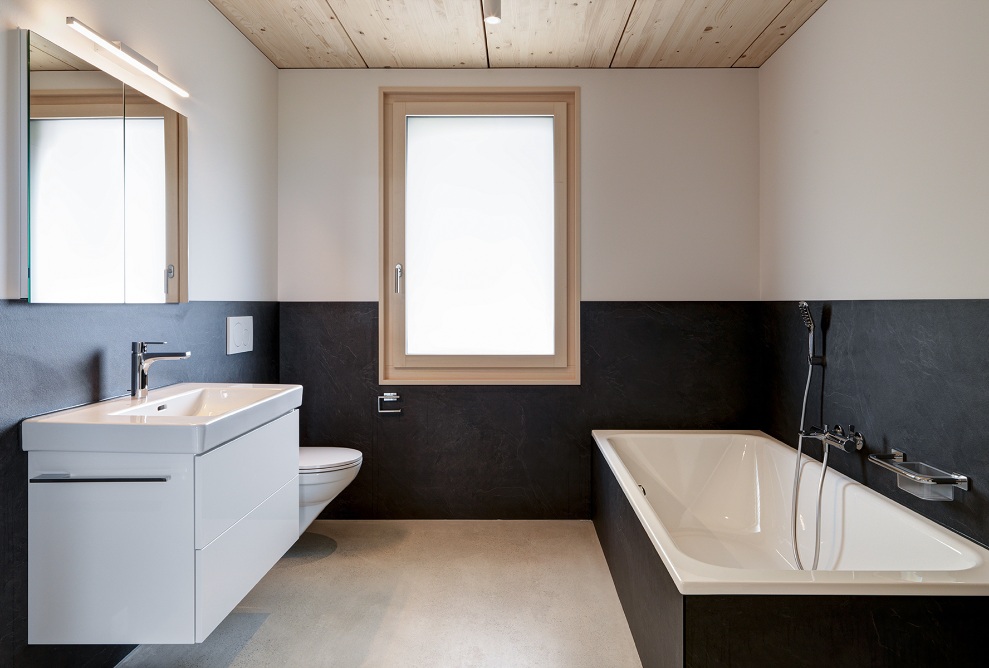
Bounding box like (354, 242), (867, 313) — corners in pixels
(582, 302), (763, 431)
(0, 300), (279, 668)
(279, 301), (763, 520)
(279, 302), (377, 519)
(762, 300), (989, 548)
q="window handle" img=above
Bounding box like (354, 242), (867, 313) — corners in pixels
(164, 263), (174, 294)
(395, 263), (403, 294)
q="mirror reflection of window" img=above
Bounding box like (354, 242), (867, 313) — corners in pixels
(125, 116), (167, 303)
(26, 31), (186, 304)
(29, 116), (126, 302)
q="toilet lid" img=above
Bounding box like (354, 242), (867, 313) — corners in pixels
(299, 447), (363, 473)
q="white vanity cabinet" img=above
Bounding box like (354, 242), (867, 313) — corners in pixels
(27, 408), (299, 645)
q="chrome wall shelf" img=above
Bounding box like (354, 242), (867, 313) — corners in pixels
(868, 449), (969, 501)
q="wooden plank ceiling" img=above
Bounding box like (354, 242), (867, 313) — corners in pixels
(29, 32), (97, 71)
(208, 0), (826, 69)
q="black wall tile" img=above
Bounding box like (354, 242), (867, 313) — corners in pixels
(279, 301), (762, 520)
(762, 300), (989, 547)
(0, 300), (279, 668)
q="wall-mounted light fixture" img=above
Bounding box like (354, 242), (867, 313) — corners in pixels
(66, 17), (189, 98)
(483, 0), (502, 25)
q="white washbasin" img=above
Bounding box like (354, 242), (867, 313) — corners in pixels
(22, 383), (303, 454)
(112, 386), (283, 418)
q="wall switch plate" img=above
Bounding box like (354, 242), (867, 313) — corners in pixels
(226, 316), (253, 354)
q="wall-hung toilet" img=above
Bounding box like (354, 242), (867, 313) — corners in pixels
(298, 447), (362, 535)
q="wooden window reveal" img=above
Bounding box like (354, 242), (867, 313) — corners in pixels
(380, 88), (580, 385)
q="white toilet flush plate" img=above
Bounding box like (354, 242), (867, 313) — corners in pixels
(226, 316), (254, 354)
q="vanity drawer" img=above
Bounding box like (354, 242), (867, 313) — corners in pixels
(27, 452), (196, 644)
(195, 410), (298, 548)
(195, 476), (298, 642)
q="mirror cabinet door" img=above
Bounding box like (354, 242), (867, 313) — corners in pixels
(26, 31), (186, 304)
(124, 85), (182, 303)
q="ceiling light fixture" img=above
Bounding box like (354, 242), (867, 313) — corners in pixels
(66, 17), (190, 98)
(483, 0), (502, 25)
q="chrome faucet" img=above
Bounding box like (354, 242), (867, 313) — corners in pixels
(800, 424), (864, 453)
(130, 341), (191, 399)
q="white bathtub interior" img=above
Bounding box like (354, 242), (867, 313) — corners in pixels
(594, 430), (989, 595)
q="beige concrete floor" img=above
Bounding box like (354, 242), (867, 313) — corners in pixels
(118, 520), (642, 668)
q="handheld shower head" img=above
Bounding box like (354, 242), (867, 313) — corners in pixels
(797, 301), (814, 333)
(797, 301), (824, 366)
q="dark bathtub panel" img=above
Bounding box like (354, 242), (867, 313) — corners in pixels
(762, 300), (989, 548)
(594, 436), (989, 668)
(685, 594), (988, 667)
(593, 447), (683, 668)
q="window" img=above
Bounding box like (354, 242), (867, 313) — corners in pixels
(380, 88), (579, 384)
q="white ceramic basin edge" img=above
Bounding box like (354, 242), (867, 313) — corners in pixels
(22, 383), (303, 454)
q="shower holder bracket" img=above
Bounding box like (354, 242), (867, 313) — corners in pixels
(868, 449), (969, 501)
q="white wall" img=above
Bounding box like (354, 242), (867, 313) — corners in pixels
(278, 69), (759, 302)
(8, 1), (985, 305)
(0, 0), (279, 301)
(760, 0), (989, 300)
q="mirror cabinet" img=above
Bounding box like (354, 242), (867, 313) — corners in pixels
(25, 31), (187, 303)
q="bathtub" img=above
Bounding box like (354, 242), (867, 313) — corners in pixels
(593, 429), (989, 596)
(592, 430), (989, 666)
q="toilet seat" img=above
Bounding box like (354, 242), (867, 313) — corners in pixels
(299, 447), (362, 474)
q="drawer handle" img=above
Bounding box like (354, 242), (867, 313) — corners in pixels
(30, 473), (170, 483)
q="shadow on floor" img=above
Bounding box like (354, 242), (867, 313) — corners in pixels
(281, 532), (338, 566)
(305, 520), (411, 554)
(117, 612), (269, 668)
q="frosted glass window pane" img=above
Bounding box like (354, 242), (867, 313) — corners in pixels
(405, 116), (555, 356)
(29, 118), (124, 303)
(125, 117), (167, 303)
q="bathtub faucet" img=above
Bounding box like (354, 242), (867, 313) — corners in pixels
(800, 425), (864, 453)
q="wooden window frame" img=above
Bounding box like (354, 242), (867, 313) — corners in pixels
(379, 87), (580, 385)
